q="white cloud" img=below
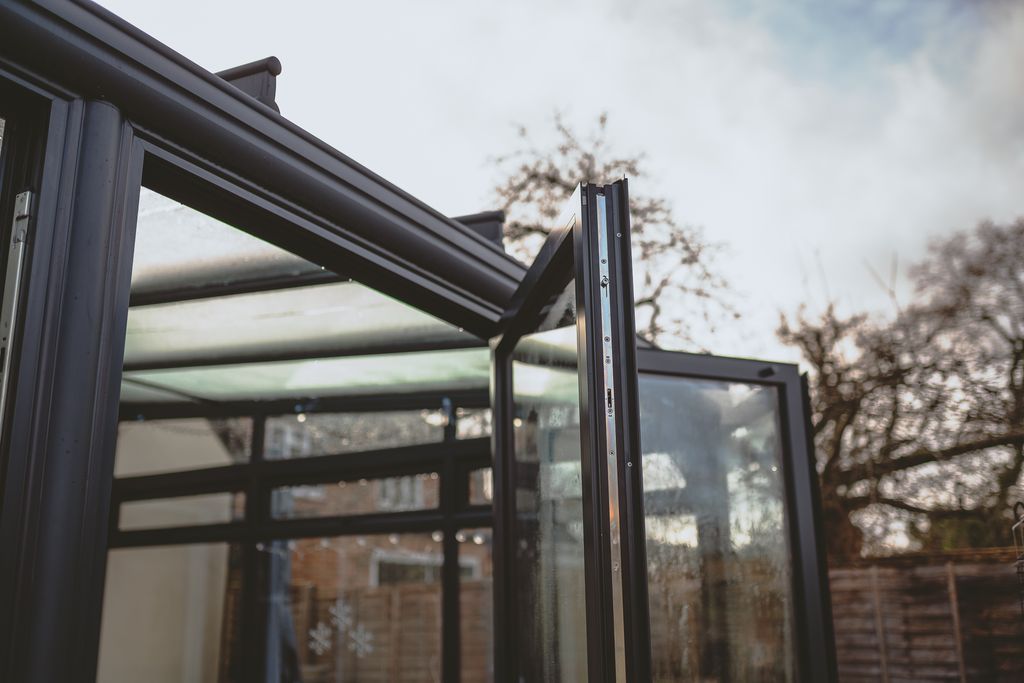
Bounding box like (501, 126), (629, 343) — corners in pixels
(98, 0), (1024, 362)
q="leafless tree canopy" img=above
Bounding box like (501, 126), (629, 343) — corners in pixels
(780, 218), (1024, 560)
(493, 113), (733, 347)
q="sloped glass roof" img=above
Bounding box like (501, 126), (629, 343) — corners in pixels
(124, 280), (474, 368)
(130, 189), (322, 297)
(123, 348), (490, 402)
(121, 189), (488, 406)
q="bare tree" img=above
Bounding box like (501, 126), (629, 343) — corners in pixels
(780, 218), (1024, 560)
(493, 113), (733, 347)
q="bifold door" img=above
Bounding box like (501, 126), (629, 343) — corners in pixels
(491, 182), (836, 683)
(635, 350), (836, 682)
(491, 181), (651, 683)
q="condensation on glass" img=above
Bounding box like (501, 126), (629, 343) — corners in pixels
(640, 375), (796, 682)
(263, 410), (446, 459)
(511, 278), (588, 682)
(119, 491), (245, 531)
(120, 189), (487, 406)
(271, 473), (439, 519)
(96, 543), (243, 682)
(460, 527), (494, 683)
(260, 533), (443, 682)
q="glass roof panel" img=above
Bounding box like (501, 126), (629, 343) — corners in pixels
(130, 189), (322, 297)
(118, 378), (202, 404)
(123, 280), (475, 368)
(121, 348), (490, 403)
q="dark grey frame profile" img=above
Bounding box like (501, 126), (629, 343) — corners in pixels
(636, 348), (838, 683)
(0, 2), (522, 681)
(491, 181), (651, 683)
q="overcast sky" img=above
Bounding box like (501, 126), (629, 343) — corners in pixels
(97, 0), (1024, 363)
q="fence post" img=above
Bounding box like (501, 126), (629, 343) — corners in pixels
(870, 565), (890, 683)
(946, 562), (967, 683)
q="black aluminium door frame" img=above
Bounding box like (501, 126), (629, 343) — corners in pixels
(0, 68), (120, 683)
(0, 84), (505, 682)
(491, 181), (652, 683)
(635, 348), (839, 683)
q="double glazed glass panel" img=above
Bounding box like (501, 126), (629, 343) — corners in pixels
(510, 280), (588, 681)
(100, 184), (492, 682)
(640, 374), (796, 682)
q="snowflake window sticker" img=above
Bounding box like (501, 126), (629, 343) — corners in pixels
(307, 597), (375, 658)
(348, 623), (374, 657)
(308, 621), (332, 656)
(329, 598), (353, 631)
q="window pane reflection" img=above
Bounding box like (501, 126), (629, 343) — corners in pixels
(271, 474), (439, 519)
(511, 279), (588, 682)
(261, 534), (442, 682)
(456, 407), (492, 439)
(640, 375), (795, 682)
(468, 467), (493, 506)
(264, 410), (446, 459)
(460, 528), (494, 683)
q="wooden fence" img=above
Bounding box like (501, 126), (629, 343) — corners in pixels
(830, 549), (1024, 682)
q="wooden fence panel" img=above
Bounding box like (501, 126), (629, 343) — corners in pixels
(830, 552), (1024, 683)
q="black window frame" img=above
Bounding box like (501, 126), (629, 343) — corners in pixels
(491, 181), (651, 683)
(100, 133), (506, 681)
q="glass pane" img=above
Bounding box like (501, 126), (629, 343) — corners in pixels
(122, 188), (486, 408)
(271, 473), (439, 519)
(264, 410), (446, 460)
(456, 407), (492, 439)
(115, 418), (251, 477)
(130, 188), (321, 298)
(460, 528), (494, 683)
(510, 279), (588, 682)
(122, 347), (490, 403)
(124, 280), (474, 368)
(97, 543), (243, 682)
(640, 375), (795, 682)
(261, 534), (442, 682)
(468, 467), (493, 506)
(120, 492), (245, 531)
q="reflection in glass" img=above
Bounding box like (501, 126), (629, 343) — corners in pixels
(456, 407), (492, 439)
(511, 279), (588, 682)
(261, 534), (442, 682)
(468, 467), (493, 506)
(125, 280), (472, 368)
(123, 347), (490, 403)
(120, 188), (489, 408)
(460, 528), (494, 683)
(264, 410), (445, 459)
(130, 189), (320, 298)
(271, 474), (439, 519)
(97, 543), (242, 682)
(120, 492), (245, 531)
(640, 375), (795, 682)
(115, 418), (251, 477)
